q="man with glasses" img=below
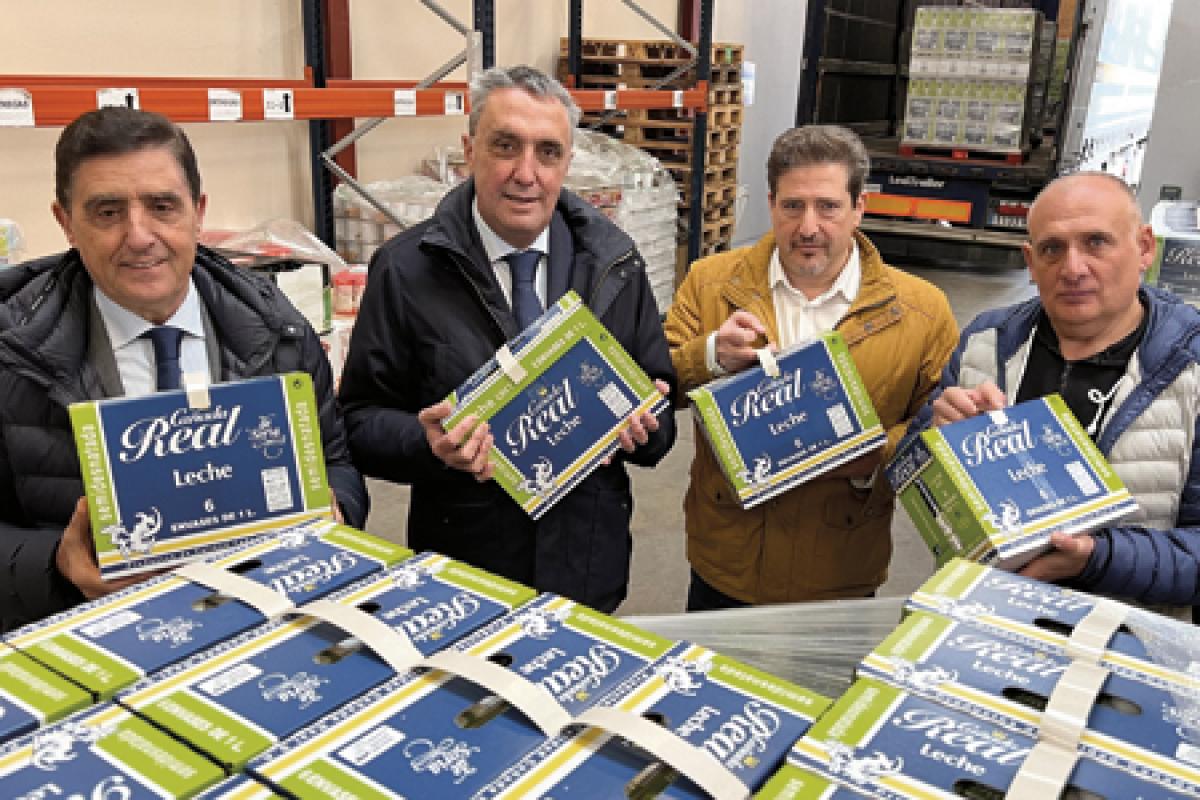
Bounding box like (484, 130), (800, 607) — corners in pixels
(664, 125), (958, 609)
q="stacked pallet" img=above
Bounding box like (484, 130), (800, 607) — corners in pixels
(558, 38), (744, 275)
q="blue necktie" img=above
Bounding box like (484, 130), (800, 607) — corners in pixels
(142, 325), (185, 391)
(505, 250), (544, 330)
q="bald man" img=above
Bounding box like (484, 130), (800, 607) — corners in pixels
(907, 172), (1200, 618)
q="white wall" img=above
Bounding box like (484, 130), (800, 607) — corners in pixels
(732, 0), (806, 246)
(1136, 0), (1200, 214)
(2, 0), (746, 259)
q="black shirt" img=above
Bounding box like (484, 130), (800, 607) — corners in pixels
(1016, 299), (1149, 443)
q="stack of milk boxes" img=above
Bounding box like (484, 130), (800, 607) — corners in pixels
(0, 541), (833, 798)
(757, 558), (1200, 799)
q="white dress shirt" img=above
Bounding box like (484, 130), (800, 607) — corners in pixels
(94, 280), (209, 397)
(472, 198), (551, 308)
(706, 242), (861, 374)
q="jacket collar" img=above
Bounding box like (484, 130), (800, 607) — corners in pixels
(0, 246), (296, 393)
(722, 229), (897, 344)
(420, 179), (637, 321)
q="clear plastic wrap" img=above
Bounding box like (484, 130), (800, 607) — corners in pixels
(625, 597), (906, 699)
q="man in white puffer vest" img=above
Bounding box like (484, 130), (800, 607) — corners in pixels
(908, 172), (1200, 619)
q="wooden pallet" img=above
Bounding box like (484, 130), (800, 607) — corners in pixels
(583, 107), (743, 132)
(639, 142), (738, 168)
(556, 60), (741, 86)
(667, 163), (738, 186)
(898, 143), (1028, 164)
(559, 38), (743, 66)
(677, 181), (738, 211)
(618, 123), (740, 150)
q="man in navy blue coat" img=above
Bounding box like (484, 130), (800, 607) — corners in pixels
(910, 172), (1200, 617)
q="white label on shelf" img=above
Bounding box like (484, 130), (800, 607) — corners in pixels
(604, 90), (617, 111)
(394, 89), (417, 117)
(672, 90), (684, 108)
(444, 91), (465, 115)
(208, 88), (243, 121)
(263, 89), (295, 120)
(0, 89), (34, 127)
(97, 88), (140, 110)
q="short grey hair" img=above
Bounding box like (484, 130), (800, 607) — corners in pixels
(767, 125), (871, 201)
(468, 65), (581, 137)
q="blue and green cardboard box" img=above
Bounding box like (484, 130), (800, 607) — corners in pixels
(70, 372), (336, 577)
(688, 333), (885, 508)
(886, 395), (1136, 569)
(443, 290), (667, 519)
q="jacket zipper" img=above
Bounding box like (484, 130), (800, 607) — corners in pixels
(589, 248), (634, 307)
(448, 251), (508, 339)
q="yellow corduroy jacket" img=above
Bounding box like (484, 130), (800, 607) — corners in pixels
(664, 230), (958, 603)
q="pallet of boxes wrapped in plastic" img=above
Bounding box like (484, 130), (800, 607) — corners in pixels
(114, 552), (536, 772)
(0, 702), (226, 798)
(2, 518), (409, 702)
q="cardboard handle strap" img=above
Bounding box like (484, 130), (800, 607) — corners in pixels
(296, 599), (424, 675)
(1005, 740), (1077, 799)
(571, 706), (750, 800)
(1039, 660), (1107, 751)
(421, 649), (571, 737)
(496, 344), (527, 384)
(175, 562), (293, 619)
(755, 348), (780, 378)
(183, 372), (210, 409)
(1065, 599), (1127, 664)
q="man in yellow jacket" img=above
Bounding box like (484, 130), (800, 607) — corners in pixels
(665, 125), (958, 609)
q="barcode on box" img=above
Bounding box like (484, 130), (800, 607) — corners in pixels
(827, 403), (853, 438)
(598, 382), (633, 419)
(339, 724), (405, 766)
(262, 466), (293, 512)
(1065, 461), (1099, 496)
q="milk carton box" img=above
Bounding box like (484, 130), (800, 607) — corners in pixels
(0, 644), (90, 746)
(688, 333), (885, 508)
(789, 678), (1192, 799)
(196, 775), (285, 799)
(755, 763), (867, 799)
(478, 642), (830, 799)
(116, 553), (534, 770)
(1148, 201), (1200, 307)
(246, 595), (677, 797)
(907, 559), (1200, 712)
(70, 372), (336, 577)
(859, 610), (1200, 795)
(5, 519), (409, 701)
(886, 395), (1136, 569)
(0, 703), (224, 799)
(442, 290), (667, 519)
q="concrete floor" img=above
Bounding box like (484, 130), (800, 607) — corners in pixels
(362, 263), (1037, 615)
